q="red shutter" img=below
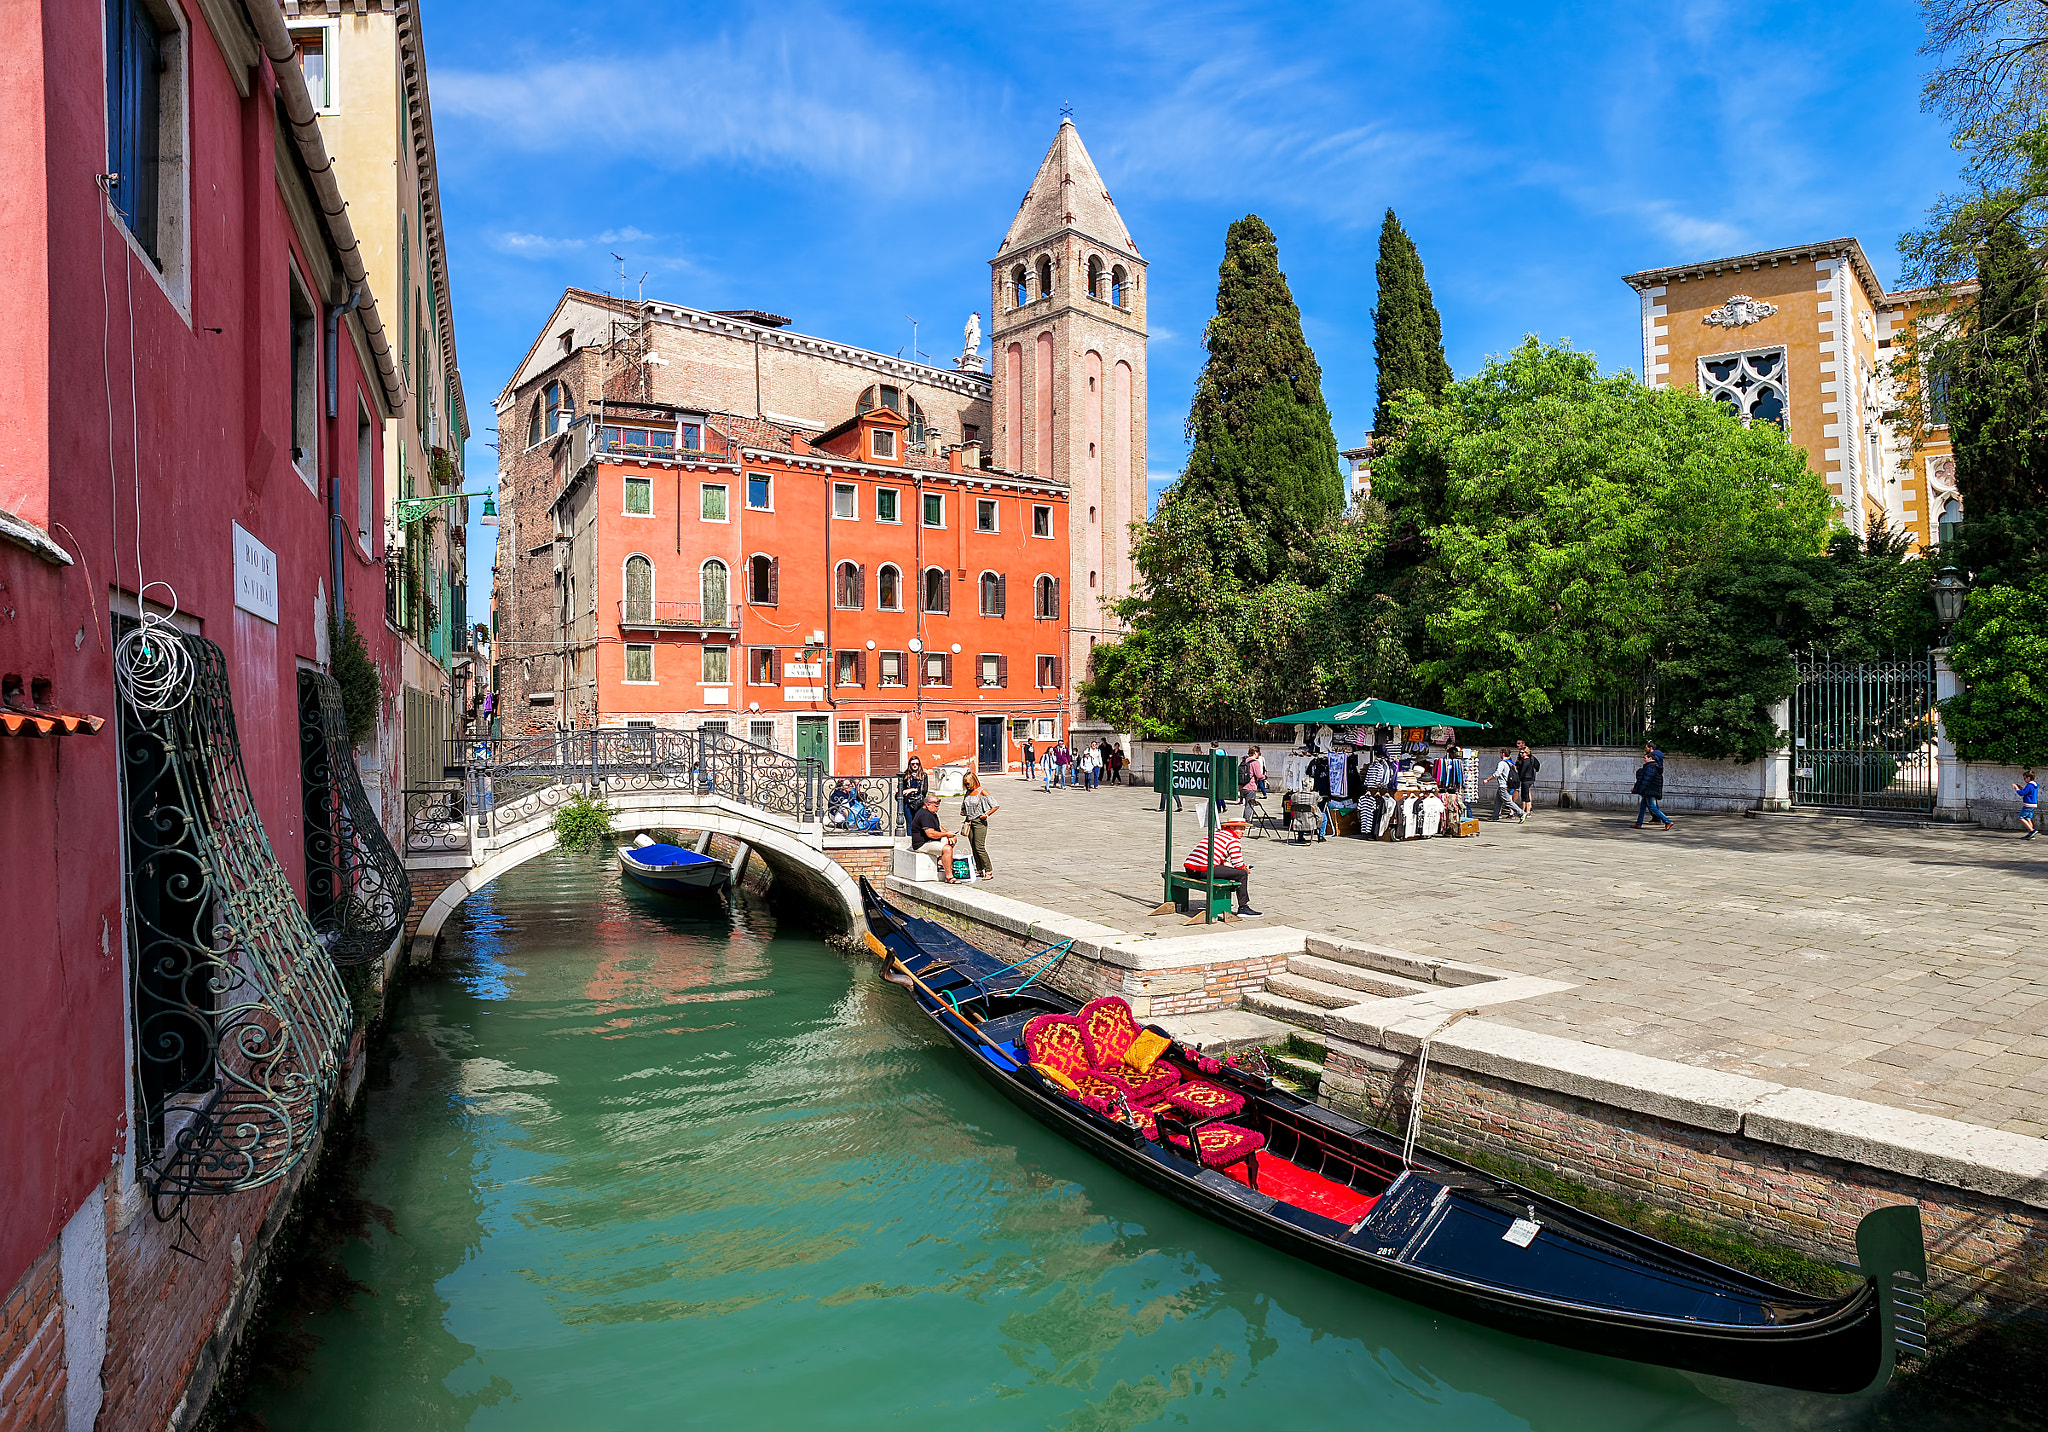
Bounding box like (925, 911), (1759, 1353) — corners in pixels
(996, 653), (1008, 688)
(855, 563), (865, 610)
(941, 570), (951, 614)
(944, 652), (954, 686)
(768, 557), (780, 605)
(1051, 656), (1061, 688)
(995, 573), (1007, 617)
(857, 650), (867, 685)
(1051, 577), (1061, 619)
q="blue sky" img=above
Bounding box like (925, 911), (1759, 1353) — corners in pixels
(432, 0), (1960, 578)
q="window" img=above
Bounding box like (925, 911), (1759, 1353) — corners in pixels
(624, 475), (652, 515)
(681, 421), (703, 451)
(833, 483), (857, 519)
(526, 403), (541, 447)
(623, 555), (653, 623)
(1035, 718), (1055, 739)
(289, 266), (317, 481)
(1011, 264), (1027, 308)
(922, 653), (951, 687)
(750, 720), (777, 749)
(979, 571), (1006, 617)
(624, 644), (654, 683)
(926, 720), (949, 744)
(605, 427), (673, 457)
(879, 651), (906, 687)
(977, 499), (998, 532)
(836, 651), (864, 686)
(1087, 254), (1104, 298)
(701, 646), (730, 684)
(877, 564), (902, 611)
(747, 472), (772, 509)
(837, 719), (862, 745)
(1927, 368), (1952, 428)
(1037, 655), (1061, 688)
(1111, 265), (1128, 308)
(749, 554), (778, 605)
(701, 484), (728, 521)
(106, 0), (181, 273)
(923, 493), (945, 528)
(963, 424), (980, 446)
(876, 488), (900, 523)
(748, 648), (776, 685)
(1032, 505), (1053, 538)
(544, 381), (574, 435)
(1036, 255), (1053, 299)
(291, 26), (333, 108)
(922, 567), (950, 614)
(979, 653), (1006, 688)
(700, 720), (728, 736)
(1034, 575), (1061, 620)
(356, 401), (374, 549)
(872, 428), (896, 460)
(835, 561), (865, 610)
(700, 559), (729, 625)
(1699, 349), (1788, 429)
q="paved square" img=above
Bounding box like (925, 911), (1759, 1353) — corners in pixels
(963, 774), (2048, 1138)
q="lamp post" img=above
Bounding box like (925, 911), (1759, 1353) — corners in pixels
(1930, 566), (1971, 822)
(1932, 566), (1968, 641)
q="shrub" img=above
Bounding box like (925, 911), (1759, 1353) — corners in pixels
(552, 792), (615, 853)
(1941, 575), (2048, 765)
(329, 613), (382, 747)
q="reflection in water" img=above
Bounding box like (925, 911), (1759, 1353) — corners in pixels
(251, 853), (1951, 1432)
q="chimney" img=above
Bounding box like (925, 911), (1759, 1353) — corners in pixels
(961, 441), (982, 472)
(947, 445), (964, 474)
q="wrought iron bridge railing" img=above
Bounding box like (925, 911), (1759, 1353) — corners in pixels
(431, 727), (903, 848)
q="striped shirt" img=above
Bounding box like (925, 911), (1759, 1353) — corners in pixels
(1183, 830), (1244, 870)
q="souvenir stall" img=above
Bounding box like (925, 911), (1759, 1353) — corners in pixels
(1263, 699), (1491, 841)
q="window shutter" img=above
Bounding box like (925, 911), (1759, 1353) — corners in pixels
(995, 573), (1007, 617)
(855, 563), (865, 610)
(996, 653), (1008, 688)
(941, 570), (951, 614)
(857, 650), (867, 686)
(1051, 657), (1061, 688)
(944, 652), (953, 685)
(1051, 577), (1061, 619)
(768, 557), (780, 605)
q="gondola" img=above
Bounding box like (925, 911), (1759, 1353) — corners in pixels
(858, 879), (1927, 1395)
(618, 834), (731, 894)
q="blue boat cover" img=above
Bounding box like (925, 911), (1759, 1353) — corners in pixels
(627, 843), (720, 868)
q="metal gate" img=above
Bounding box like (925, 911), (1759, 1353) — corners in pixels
(1790, 654), (1937, 812)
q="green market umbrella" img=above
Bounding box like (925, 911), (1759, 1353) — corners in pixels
(1262, 698), (1490, 729)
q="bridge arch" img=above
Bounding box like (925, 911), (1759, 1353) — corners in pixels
(410, 790), (877, 950)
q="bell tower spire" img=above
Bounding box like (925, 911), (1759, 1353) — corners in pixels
(988, 118), (1147, 721)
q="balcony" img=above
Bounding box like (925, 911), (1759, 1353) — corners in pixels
(619, 600), (736, 632)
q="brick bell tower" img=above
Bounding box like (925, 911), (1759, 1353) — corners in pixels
(988, 118), (1148, 721)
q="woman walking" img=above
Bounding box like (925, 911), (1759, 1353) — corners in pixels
(961, 772), (1000, 880)
(898, 755), (928, 834)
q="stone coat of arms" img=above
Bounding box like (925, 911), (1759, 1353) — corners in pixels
(1703, 295), (1779, 327)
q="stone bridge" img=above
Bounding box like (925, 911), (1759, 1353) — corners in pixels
(399, 729), (903, 953)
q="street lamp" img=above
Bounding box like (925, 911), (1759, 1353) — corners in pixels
(1932, 566), (1969, 639)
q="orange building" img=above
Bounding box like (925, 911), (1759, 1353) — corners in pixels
(547, 392), (1072, 775)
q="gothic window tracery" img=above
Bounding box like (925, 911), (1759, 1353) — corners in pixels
(1699, 348), (1787, 429)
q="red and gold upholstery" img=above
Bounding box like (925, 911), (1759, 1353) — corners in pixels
(1166, 1122), (1265, 1172)
(1078, 998), (1180, 1099)
(1023, 1014), (1094, 1087)
(1157, 1078), (1245, 1119)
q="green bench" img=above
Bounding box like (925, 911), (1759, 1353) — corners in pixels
(1164, 870), (1242, 916)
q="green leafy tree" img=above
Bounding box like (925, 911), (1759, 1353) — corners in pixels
(1371, 209), (1453, 439)
(1940, 572), (2048, 763)
(1371, 339), (1835, 738)
(1177, 215), (1343, 571)
(329, 612), (382, 747)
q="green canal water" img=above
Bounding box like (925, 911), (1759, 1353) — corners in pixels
(245, 855), (1959, 1431)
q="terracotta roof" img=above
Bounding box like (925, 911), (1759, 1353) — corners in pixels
(0, 708), (103, 737)
(996, 118), (1139, 259)
(1623, 237), (1887, 304)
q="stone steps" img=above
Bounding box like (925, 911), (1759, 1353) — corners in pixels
(1242, 988), (1334, 1032)
(1264, 970), (1370, 1010)
(1286, 953), (1433, 998)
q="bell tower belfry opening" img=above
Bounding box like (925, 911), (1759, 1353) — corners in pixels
(988, 118), (1148, 719)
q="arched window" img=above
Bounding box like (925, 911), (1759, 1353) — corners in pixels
(856, 385), (926, 444)
(979, 570), (1006, 617)
(700, 559), (729, 625)
(836, 560), (865, 610)
(623, 555), (653, 623)
(1087, 255), (1104, 299)
(1010, 264), (1027, 309)
(1036, 255), (1053, 301)
(1034, 574), (1061, 620)
(922, 566), (950, 614)
(877, 563), (901, 611)
(526, 402), (541, 447)
(544, 381), (574, 435)
(1111, 265), (1128, 308)
(749, 553), (778, 605)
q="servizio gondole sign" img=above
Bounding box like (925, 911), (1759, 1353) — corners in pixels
(1152, 749), (1240, 923)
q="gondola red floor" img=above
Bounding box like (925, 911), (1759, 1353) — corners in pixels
(1225, 1153), (1381, 1224)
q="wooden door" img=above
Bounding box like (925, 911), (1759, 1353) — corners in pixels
(869, 718), (901, 779)
(977, 717), (1003, 773)
(797, 716), (828, 769)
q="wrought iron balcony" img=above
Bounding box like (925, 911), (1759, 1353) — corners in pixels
(618, 600), (736, 631)
(298, 671), (410, 965)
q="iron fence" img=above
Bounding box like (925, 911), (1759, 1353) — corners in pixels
(1563, 688), (1652, 749)
(403, 787), (470, 854)
(1790, 654), (1937, 812)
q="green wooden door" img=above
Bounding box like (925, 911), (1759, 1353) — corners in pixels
(797, 716), (829, 769)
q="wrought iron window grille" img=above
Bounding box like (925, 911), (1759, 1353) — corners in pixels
(298, 670), (411, 965)
(119, 633), (352, 1231)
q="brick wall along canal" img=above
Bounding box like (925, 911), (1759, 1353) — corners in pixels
(244, 853), (1886, 1431)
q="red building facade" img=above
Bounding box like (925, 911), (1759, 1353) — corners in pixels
(545, 396), (1071, 775)
(0, 2), (406, 1427)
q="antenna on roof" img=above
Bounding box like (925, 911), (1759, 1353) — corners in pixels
(1060, 102), (1074, 121)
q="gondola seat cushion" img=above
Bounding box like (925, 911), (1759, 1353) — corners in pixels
(1157, 1078), (1245, 1118)
(1078, 998), (1182, 1098)
(1022, 1014), (1095, 1086)
(1167, 1122), (1265, 1171)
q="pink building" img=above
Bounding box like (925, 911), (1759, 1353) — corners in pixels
(0, 3), (407, 1427)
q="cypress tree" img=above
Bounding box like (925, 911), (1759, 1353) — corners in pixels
(1370, 209), (1452, 438)
(1947, 217), (2048, 585)
(1179, 215), (1343, 569)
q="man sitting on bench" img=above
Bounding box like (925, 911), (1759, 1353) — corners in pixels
(1183, 815), (1259, 917)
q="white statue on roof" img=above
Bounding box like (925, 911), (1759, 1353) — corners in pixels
(963, 311), (981, 356)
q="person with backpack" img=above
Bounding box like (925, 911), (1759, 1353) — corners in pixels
(1631, 744), (1674, 830)
(1483, 748), (1521, 822)
(1515, 740), (1541, 821)
(1022, 735), (1037, 782)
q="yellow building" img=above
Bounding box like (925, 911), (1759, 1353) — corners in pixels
(283, 1), (473, 799)
(1623, 239), (1956, 550)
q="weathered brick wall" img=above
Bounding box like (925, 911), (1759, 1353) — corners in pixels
(0, 1243), (63, 1431)
(404, 866), (465, 944)
(1322, 1045), (2048, 1316)
(824, 845), (892, 880)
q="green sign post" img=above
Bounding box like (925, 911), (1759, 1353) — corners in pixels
(1154, 749), (1240, 923)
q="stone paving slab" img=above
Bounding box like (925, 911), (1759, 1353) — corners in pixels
(963, 774), (2048, 1138)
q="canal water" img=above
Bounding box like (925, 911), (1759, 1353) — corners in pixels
(247, 854), (1954, 1431)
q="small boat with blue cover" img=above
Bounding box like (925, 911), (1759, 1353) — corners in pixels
(618, 834), (730, 894)
(859, 878), (1929, 1396)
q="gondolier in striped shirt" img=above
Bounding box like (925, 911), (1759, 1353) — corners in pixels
(1183, 815), (1260, 917)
